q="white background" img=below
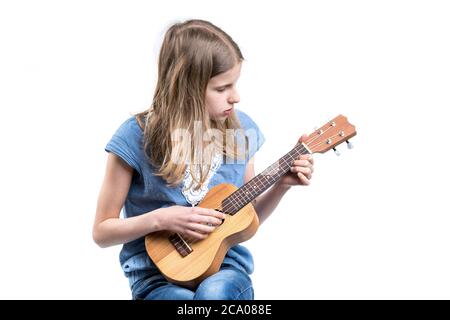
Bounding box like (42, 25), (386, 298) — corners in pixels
(1, 0), (449, 299)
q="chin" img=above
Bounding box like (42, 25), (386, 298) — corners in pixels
(209, 114), (227, 121)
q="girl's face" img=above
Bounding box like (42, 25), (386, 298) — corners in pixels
(205, 63), (242, 121)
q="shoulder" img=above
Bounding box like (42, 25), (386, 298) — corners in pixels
(105, 116), (144, 172)
(113, 116), (143, 141)
(108, 116), (144, 150)
(235, 109), (260, 131)
(234, 109), (265, 159)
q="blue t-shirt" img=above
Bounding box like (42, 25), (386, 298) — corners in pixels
(105, 109), (265, 286)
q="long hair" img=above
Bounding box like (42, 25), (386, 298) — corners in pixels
(135, 19), (244, 188)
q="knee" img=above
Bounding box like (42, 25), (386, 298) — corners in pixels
(145, 285), (195, 300)
(195, 279), (234, 300)
(194, 269), (254, 300)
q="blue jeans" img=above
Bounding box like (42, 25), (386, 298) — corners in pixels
(131, 266), (254, 300)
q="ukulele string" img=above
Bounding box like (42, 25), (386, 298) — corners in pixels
(307, 131), (344, 151)
(216, 121), (338, 215)
(185, 121), (340, 244)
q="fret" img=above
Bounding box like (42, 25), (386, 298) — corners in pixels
(222, 143), (311, 215)
(241, 185), (252, 202)
(169, 233), (193, 257)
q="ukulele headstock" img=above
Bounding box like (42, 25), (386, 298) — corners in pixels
(304, 115), (357, 154)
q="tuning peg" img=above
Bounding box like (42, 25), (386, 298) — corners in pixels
(346, 140), (353, 149)
(313, 126), (323, 135)
(333, 147), (341, 156)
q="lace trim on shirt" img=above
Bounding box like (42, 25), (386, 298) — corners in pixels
(181, 153), (222, 206)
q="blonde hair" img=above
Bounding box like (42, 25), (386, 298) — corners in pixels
(135, 19), (244, 188)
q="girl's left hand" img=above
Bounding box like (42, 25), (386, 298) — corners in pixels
(278, 134), (314, 187)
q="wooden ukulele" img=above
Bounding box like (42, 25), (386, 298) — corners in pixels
(145, 114), (357, 288)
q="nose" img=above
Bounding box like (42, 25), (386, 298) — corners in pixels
(228, 89), (240, 104)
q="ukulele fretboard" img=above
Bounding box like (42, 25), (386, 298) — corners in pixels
(221, 143), (311, 215)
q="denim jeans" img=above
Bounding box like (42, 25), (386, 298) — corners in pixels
(131, 266), (254, 300)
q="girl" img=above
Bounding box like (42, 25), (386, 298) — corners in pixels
(93, 19), (314, 300)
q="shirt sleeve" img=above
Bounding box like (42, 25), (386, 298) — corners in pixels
(235, 109), (265, 161)
(105, 117), (143, 175)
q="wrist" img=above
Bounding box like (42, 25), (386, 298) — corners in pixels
(275, 181), (292, 192)
(150, 207), (167, 232)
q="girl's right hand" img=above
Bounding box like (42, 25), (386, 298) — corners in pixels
(156, 205), (225, 242)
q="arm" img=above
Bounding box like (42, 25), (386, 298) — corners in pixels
(93, 153), (225, 248)
(92, 153), (165, 247)
(244, 159), (291, 224)
(245, 142), (314, 224)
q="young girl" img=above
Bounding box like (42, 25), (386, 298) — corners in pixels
(93, 19), (314, 300)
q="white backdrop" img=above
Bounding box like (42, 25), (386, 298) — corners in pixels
(1, 0), (449, 299)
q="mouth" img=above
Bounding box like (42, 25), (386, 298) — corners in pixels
(223, 107), (233, 114)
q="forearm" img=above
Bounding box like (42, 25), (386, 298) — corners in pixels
(253, 181), (291, 224)
(93, 208), (165, 248)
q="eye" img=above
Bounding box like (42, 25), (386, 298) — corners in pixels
(216, 87), (226, 92)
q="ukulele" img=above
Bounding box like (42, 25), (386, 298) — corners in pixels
(145, 114), (357, 288)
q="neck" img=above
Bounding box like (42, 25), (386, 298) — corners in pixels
(221, 143), (311, 215)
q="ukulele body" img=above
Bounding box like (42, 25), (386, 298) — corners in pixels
(145, 183), (259, 289)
